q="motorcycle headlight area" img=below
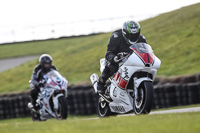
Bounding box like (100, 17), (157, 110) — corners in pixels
(54, 89), (66, 96)
(42, 90), (51, 97)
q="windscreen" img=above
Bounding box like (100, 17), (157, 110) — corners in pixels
(130, 43), (153, 54)
(129, 43), (154, 65)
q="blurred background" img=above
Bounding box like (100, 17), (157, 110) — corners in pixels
(0, 0), (199, 44)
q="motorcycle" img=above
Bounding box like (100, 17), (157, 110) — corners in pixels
(90, 43), (161, 117)
(28, 70), (68, 121)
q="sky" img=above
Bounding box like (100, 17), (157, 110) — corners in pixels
(0, 0), (199, 43)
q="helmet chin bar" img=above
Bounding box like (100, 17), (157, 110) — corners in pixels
(123, 34), (138, 45)
(128, 39), (138, 45)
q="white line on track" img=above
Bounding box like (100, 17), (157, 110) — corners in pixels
(82, 107), (200, 120)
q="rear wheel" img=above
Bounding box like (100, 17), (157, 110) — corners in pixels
(134, 81), (154, 115)
(97, 95), (116, 118)
(55, 96), (68, 120)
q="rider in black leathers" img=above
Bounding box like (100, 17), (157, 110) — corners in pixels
(97, 20), (147, 97)
(29, 54), (57, 109)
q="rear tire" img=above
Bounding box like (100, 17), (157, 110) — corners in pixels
(97, 95), (117, 118)
(134, 81), (154, 115)
(55, 96), (68, 120)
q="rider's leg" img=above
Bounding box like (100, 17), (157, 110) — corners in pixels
(97, 66), (109, 94)
(29, 83), (40, 109)
(97, 63), (118, 95)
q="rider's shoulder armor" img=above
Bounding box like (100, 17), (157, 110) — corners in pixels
(138, 34), (147, 43)
(51, 65), (57, 71)
(34, 64), (42, 72)
(111, 29), (123, 39)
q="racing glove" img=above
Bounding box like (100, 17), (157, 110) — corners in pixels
(113, 52), (129, 63)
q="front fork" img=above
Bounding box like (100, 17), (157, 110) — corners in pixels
(53, 94), (64, 110)
(133, 77), (153, 100)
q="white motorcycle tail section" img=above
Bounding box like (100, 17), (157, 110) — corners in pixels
(90, 58), (105, 94)
(90, 73), (99, 94)
(100, 58), (106, 73)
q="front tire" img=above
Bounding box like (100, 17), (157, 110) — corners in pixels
(31, 110), (47, 121)
(97, 95), (116, 118)
(134, 81), (154, 115)
(31, 111), (40, 121)
(55, 96), (68, 120)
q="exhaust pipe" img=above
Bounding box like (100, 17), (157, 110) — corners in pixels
(90, 73), (99, 94)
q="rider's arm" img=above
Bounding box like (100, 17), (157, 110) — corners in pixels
(30, 65), (41, 86)
(105, 32), (120, 63)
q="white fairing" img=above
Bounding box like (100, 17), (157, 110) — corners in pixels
(90, 43), (161, 114)
(100, 58), (106, 73)
(36, 70), (68, 120)
(109, 82), (134, 113)
(123, 52), (144, 67)
(153, 56), (161, 69)
(90, 73), (99, 93)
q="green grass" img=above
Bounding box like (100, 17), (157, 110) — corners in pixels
(0, 112), (200, 133)
(140, 3), (200, 76)
(0, 34), (109, 93)
(0, 3), (200, 93)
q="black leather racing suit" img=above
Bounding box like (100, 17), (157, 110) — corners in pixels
(100, 29), (147, 82)
(29, 64), (57, 106)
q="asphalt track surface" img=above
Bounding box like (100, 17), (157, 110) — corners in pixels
(82, 107), (200, 120)
(0, 55), (39, 72)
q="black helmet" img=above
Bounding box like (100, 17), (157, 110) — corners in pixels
(122, 20), (141, 45)
(39, 54), (52, 69)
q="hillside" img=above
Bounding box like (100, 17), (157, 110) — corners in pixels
(140, 3), (200, 75)
(0, 3), (200, 93)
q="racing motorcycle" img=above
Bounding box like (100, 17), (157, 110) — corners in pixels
(28, 70), (68, 121)
(90, 43), (161, 117)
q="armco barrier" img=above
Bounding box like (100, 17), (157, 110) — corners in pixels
(0, 82), (200, 120)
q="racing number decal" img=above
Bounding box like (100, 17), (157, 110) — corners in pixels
(113, 68), (128, 89)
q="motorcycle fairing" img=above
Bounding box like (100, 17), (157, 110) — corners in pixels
(38, 88), (56, 118)
(109, 81), (134, 113)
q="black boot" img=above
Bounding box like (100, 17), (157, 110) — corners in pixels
(97, 75), (107, 94)
(97, 76), (112, 102)
(97, 81), (106, 95)
(30, 88), (39, 110)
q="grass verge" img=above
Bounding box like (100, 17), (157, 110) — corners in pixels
(0, 111), (200, 133)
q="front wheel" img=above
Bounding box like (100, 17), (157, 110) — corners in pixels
(97, 95), (117, 118)
(134, 81), (154, 115)
(31, 111), (41, 121)
(55, 96), (68, 120)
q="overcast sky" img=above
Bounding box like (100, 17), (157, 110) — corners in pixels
(0, 0), (199, 43)
(0, 0), (199, 27)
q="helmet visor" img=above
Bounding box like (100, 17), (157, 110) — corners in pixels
(44, 63), (51, 69)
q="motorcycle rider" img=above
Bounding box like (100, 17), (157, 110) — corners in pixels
(97, 20), (147, 98)
(29, 54), (57, 110)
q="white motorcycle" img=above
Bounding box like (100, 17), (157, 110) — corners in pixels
(28, 70), (68, 121)
(90, 43), (161, 117)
